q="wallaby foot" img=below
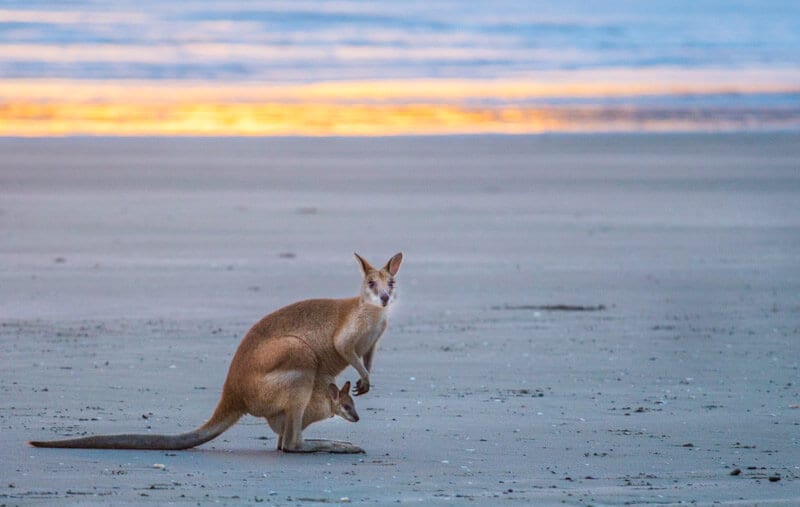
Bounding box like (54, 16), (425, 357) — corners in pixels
(308, 439), (365, 454)
(282, 439), (364, 454)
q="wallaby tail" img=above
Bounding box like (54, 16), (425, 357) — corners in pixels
(29, 394), (243, 451)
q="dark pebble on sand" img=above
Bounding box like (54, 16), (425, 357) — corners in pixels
(730, 468), (741, 476)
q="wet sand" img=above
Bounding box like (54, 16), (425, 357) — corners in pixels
(1, 134), (799, 505)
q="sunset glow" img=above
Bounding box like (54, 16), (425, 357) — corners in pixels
(1, 100), (566, 136)
(3, 73), (799, 136)
(1, 1), (799, 136)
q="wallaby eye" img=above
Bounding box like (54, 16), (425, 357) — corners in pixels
(388, 279), (395, 289)
(368, 280), (376, 289)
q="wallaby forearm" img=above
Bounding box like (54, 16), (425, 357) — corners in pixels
(346, 351), (370, 381)
(363, 344), (376, 373)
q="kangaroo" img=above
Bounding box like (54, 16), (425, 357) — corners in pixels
(30, 252), (403, 454)
(268, 381), (359, 451)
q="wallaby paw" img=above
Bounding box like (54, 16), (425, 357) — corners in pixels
(353, 379), (370, 396)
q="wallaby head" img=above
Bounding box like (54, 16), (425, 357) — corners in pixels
(354, 252), (403, 308)
(328, 381), (359, 422)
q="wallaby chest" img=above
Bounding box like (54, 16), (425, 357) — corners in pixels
(356, 320), (385, 356)
(342, 307), (387, 356)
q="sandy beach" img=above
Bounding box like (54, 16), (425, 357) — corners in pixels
(1, 134), (799, 505)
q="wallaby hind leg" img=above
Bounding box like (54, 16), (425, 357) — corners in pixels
(279, 408), (309, 453)
(283, 437), (365, 454)
(280, 408), (364, 454)
(304, 439), (365, 454)
(265, 415), (285, 450)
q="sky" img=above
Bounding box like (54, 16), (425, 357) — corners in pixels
(1, 0), (799, 135)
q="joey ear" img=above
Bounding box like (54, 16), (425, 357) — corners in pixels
(341, 381), (351, 394)
(385, 252), (403, 276)
(328, 383), (340, 401)
(354, 253), (374, 275)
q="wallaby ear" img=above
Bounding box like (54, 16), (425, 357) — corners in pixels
(328, 383), (340, 401)
(385, 252), (403, 276)
(341, 381), (351, 395)
(354, 253), (374, 275)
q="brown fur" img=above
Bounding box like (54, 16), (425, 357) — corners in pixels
(30, 252), (403, 453)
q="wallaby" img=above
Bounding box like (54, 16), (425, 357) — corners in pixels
(268, 381), (359, 451)
(30, 252), (403, 454)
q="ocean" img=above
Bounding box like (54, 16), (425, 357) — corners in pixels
(1, 0), (799, 134)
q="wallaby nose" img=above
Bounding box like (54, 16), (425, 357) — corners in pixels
(353, 414), (360, 422)
(380, 293), (389, 305)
